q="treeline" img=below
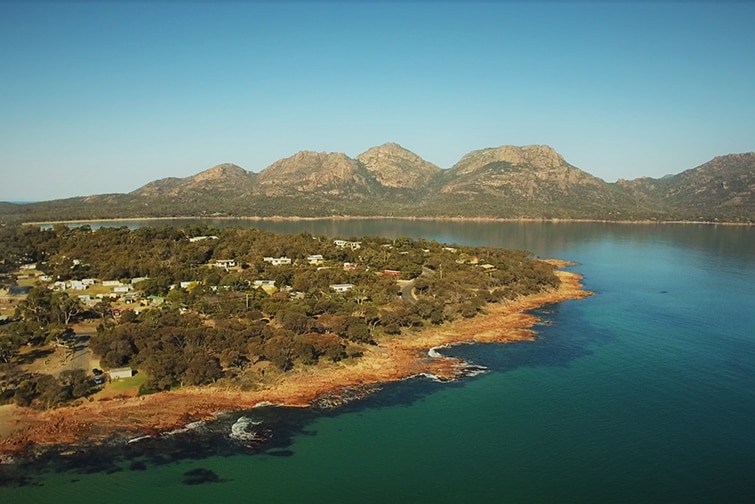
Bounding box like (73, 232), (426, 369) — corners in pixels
(1, 224), (560, 404)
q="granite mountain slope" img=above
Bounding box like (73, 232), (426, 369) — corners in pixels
(3, 145), (753, 223)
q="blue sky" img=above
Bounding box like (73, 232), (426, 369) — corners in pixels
(1, 1), (754, 201)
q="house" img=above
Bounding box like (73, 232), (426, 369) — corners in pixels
(189, 235), (218, 243)
(263, 257), (292, 266)
(213, 259), (237, 269)
(330, 283), (354, 292)
(343, 262), (360, 271)
(19, 263), (37, 270)
(307, 254), (324, 265)
(52, 281), (67, 291)
(81, 278), (97, 286)
(148, 295), (164, 305)
(130, 277), (149, 285)
(113, 286), (130, 293)
(179, 281), (198, 289)
(383, 269), (401, 277)
(102, 280), (123, 287)
(109, 367), (133, 380)
(69, 280), (87, 290)
(334, 240), (361, 250)
(254, 279), (277, 294)
(77, 294), (92, 302)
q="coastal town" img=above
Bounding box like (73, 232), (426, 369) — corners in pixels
(0, 224), (586, 457)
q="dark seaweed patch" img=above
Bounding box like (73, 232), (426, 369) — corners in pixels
(182, 467), (226, 485)
(265, 449), (294, 457)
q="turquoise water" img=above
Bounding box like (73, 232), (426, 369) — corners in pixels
(3, 222), (754, 503)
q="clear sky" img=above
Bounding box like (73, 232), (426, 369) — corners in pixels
(1, 1), (754, 201)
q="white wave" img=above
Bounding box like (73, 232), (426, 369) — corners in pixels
(229, 416), (263, 441)
(428, 344), (452, 358)
(253, 401), (276, 408)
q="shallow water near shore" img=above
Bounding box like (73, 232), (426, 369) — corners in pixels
(3, 221), (754, 503)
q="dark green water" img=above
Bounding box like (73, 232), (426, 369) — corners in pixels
(4, 221), (754, 503)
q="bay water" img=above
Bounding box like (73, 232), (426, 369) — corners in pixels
(3, 221), (754, 503)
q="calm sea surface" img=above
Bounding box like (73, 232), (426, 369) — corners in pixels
(4, 221), (755, 503)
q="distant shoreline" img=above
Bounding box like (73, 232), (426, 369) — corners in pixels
(22, 215), (755, 227)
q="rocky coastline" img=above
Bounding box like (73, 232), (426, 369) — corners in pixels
(0, 265), (591, 467)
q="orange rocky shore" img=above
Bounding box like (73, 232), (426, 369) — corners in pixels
(0, 262), (591, 457)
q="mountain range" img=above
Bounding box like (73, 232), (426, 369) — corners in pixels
(3, 144), (754, 223)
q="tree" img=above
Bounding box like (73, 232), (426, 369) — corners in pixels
(185, 353), (223, 385)
(52, 293), (83, 325)
(345, 318), (372, 344)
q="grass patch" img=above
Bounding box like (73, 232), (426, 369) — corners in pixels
(94, 372), (149, 399)
(107, 372), (148, 391)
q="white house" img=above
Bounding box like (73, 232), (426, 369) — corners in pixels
(263, 257), (292, 266)
(330, 283), (354, 292)
(189, 235), (218, 243)
(109, 367), (133, 380)
(307, 254), (324, 265)
(69, 280), (87, 290)
(20, 263), (37, 270)
(81, 278), (97, 286)
(213, 259), (237, 268)
(102, 280), (123, 287)
(113, 286), (130, 293)
(334, 240), (361, 250)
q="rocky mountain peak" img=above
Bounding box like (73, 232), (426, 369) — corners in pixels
(451, 144), (565, 175)
(255, 150), (365, 196)
(356, 143), (440, 189)
(190, 163), (248, 183)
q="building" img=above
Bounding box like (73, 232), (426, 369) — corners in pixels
(213, 259), (237, 269)
(330, 283), (354, 292)
(189, 235), (218, 243)
(334, 240), (361, 250)
(383, 269), (401, 277)
(109, 367), (133, 380)
(263, 257), (292, 266)
(69, 280), (87, 290)
(307, 254), (324, 265)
